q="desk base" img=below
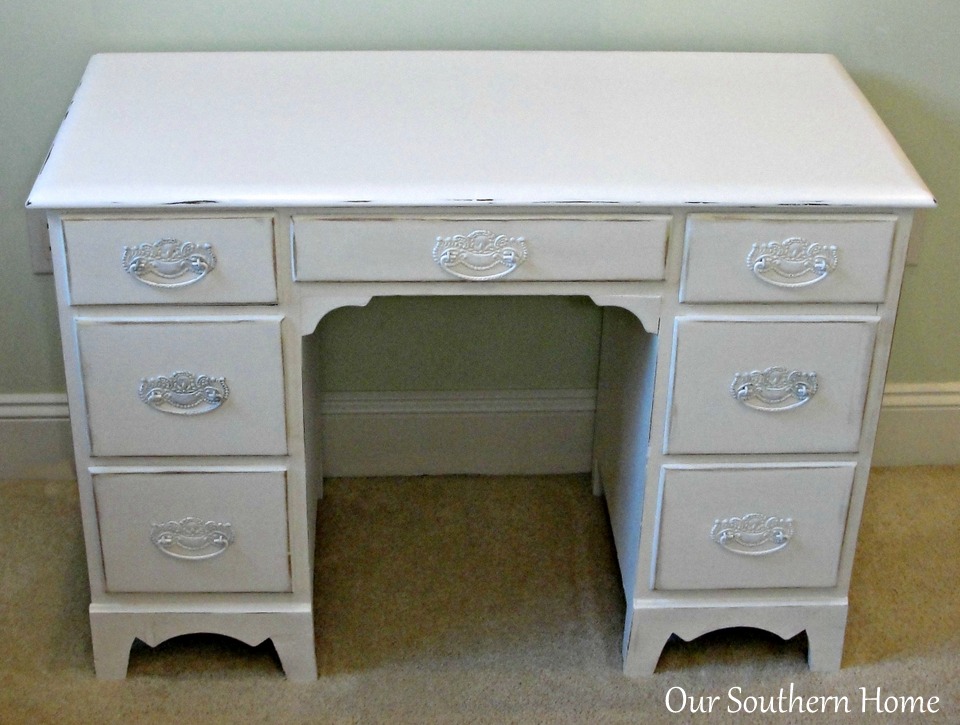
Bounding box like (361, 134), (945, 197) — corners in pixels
(89, 605), (318, 681)
(624, 599), (848, 675)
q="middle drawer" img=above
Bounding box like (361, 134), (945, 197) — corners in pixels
(75, 316), (288, 457)
(292, 216), (670, 282)
(666, 316), (879, 454)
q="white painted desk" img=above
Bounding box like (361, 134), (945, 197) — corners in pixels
(28, 51), (934, 679)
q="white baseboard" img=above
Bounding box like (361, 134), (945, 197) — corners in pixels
(318, 389), (597, 476)
(3, 384), (959, 480)
(873, 382), (960, 466)
(0, 394), (75, 480)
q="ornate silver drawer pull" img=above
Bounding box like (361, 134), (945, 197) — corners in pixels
(122, 238), (217, 288)
(150, 517), (234, 561)
(433, 229), (528, 280)
(139, 371), (229, 415)
(731, 366), (818, 412)
(711, 513), (793, 556)
(747, 237), (838, 288)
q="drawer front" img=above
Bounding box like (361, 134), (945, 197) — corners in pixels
(666, 317), (878, 454)
(93, 469), (291, 593)
(681, 215), (896, 303)
(653, 464), (855, 590)
(76, 317), (287, 456)
(292, 216), (670, 282)
(63, 216), (277, 304)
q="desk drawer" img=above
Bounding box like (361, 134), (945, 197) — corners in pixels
(93, 469), (291, 593)
(292, 216), (669, 282)
(665, 317), (878, 454)
(76, 317), (287, 456)
(653, 464), (854, 590)
(63, 216), (277, 304)
(681, 215), (895, 303)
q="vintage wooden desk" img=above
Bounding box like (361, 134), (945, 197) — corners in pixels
(27, 51), (934, 679)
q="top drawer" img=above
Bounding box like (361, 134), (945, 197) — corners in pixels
(292, 216), (670, 282)
(62, 216), (278, 305)
(681, 215), (896, 303)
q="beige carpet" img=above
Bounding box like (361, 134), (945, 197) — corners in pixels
(1, 467), (957, 723)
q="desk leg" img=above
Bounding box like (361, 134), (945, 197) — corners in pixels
(271, 610), (320, 681)
(89, 611), (135, 679)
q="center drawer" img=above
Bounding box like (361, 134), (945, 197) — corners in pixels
(292, 216), (670, 282)
(75, 316), (288, 457)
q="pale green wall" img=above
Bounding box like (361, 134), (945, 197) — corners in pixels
(2, 1), (957, 393)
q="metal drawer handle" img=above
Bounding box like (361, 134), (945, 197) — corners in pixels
(433, 230), (527, 280)
(731, 366), (818, 412)
(122, 238), (217, 288)
(151, 517), (234, 560)
(747, 238), (838, 288)
(139, 371), (229, 415)
(711, 513), (793, 556)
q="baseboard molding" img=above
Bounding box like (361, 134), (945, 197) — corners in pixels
(0, 394), (74, 480)
(318, 389), (597, 476)
(3, 384), (959, 480)
(873, 382), (960, 467)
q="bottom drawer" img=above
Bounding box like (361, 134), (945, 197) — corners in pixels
(653, 464), (855, 590)
(93, 468), (291, 593)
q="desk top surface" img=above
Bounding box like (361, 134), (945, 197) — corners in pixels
(28, 51), (933, 210)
